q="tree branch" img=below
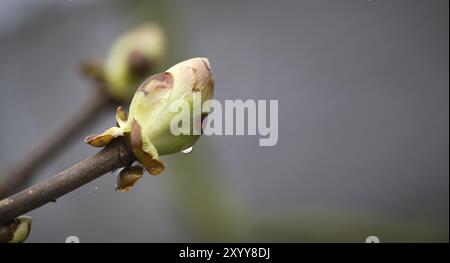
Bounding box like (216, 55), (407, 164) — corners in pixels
(0, 87), (114, 199)
(0, 138), (135, 225)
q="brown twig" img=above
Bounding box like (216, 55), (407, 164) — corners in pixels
(0, 86), (114, 199)
(0, 138), (135, 225)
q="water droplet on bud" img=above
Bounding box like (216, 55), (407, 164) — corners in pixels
(181, 146), (193, 154)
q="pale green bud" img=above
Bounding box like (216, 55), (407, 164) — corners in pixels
(104, 23), (167, 101)
(85, 58), (214, 176)
(0, 216), (32, 243)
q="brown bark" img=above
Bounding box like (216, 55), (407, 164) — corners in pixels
(0, 88), (113, 199)
(0, 138), (135, 225)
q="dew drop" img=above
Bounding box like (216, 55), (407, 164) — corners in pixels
(181, 146), (193, 154)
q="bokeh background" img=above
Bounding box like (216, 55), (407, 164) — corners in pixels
(0, 0), (448, 242)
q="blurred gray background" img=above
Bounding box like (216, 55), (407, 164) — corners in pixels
(0, 0), (448, 242)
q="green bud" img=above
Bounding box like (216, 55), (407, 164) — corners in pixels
(104, 23), (167, 101)
(85, 58), (214, 175)
(0, 216), (32, 243)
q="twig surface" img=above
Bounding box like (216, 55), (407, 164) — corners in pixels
(0, 138), (134, 225)
(0, 88), (113, 199)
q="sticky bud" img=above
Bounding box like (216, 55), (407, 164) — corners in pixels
(0, 216), (32, 243)
(116, 166), (144, 192)
(85, 58), (215, 175)
(104, 23), (167, 101)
